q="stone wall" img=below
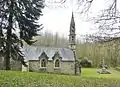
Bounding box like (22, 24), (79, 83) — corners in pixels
(0, 57), (76, 75)
(61, 61), (75, 74)
(46, 61), (54, 73)
(10, 60), (22, 71)
(0, 57), (22, 71)
(0, 57), (5, 70)
(29, 60), (75, 75)
(29, 60), (40, 72)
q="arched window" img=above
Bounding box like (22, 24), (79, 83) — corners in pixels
(55, 59), (60, 67)
(41, 59), (46, 67)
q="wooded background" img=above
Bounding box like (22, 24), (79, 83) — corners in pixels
(30, 32), (120, 67)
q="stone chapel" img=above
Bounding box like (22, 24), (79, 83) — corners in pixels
(0, 12), (80, 75)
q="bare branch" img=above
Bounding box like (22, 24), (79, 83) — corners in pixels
(87, 0), (120, 43)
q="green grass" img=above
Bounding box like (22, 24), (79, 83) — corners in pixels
(0, 68), (120, 87)
(81, 68), (120, 79)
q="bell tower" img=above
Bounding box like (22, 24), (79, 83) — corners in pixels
(69, 12), (78, 75)
(69, 12), (76, 50)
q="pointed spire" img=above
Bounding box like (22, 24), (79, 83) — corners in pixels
(69, 12), (75, 37)
(69, 12), (76, 50)
(72, 11), (74, 17)
(70, 12), (75, 31)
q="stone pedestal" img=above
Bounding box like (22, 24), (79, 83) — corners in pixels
(97, 57), (111, 74)
(97, 67), (111, 74)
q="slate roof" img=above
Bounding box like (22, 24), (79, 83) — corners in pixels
(23, 46), (75, 61)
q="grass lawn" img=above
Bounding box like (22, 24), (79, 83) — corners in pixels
(0, 68), (120, 87)
(81, 68), (120, 79)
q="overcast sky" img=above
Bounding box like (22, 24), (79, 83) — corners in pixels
(38, 0), (117, 38)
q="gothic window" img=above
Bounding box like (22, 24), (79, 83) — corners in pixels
(55, 59), (60, 68)
(41, 59), (46, 67)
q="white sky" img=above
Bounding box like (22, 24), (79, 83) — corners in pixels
(38, 0), (115, 38)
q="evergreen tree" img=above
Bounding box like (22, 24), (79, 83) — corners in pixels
(0, 0), (44, 70)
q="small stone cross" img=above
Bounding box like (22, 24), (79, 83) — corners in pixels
(102, 57), (105, 68)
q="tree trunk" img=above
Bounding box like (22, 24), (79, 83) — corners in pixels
(4, 0), (13, 70)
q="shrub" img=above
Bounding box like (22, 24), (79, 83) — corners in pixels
(115, 67), (120, 72)
(79, 57), (92, 68)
